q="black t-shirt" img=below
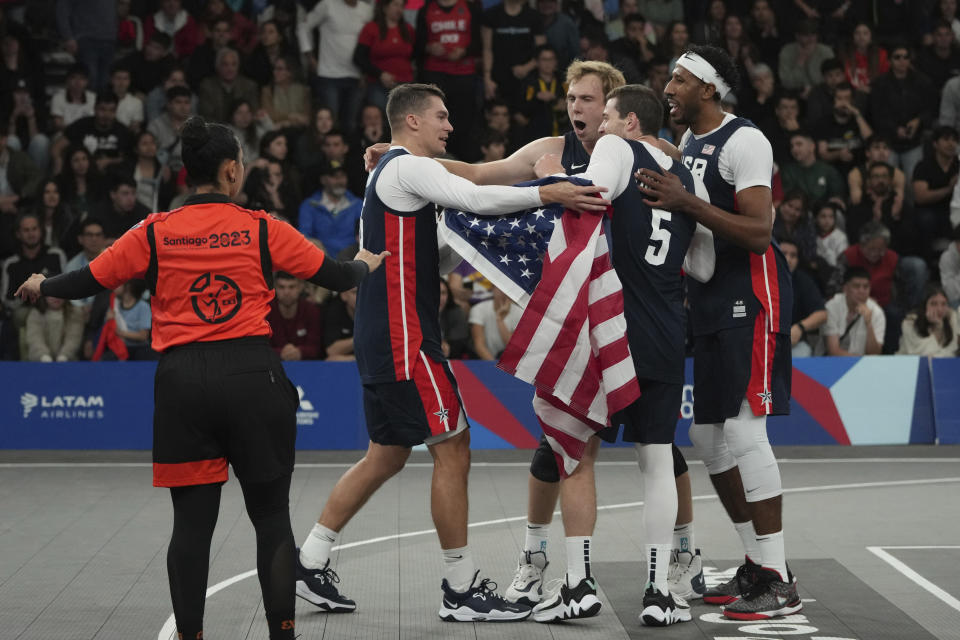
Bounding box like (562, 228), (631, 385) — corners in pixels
(791, 267), (825, 324)
(482, 5), (543, 84)
(912, 154), (960, 211)
(65, 117), (133, 163)
(814, 113), (864, 176)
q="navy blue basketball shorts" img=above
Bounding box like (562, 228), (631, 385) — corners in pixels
(609, 378), (683, 444)
(363, 353), (469, 447)
(692, 315), (791, 425)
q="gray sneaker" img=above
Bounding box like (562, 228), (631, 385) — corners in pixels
(722, 567), (802, 620)
(668, 549), (705, 600)
(703, 557), (761, 605)
(504, 551), (548, 607)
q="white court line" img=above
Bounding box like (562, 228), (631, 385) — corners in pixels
(157, 475), (960, 640)
(4, 457), (960, 469)
(867, 546), (960, 613)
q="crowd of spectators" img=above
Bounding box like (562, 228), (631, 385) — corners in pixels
(0, 0), (957, 362)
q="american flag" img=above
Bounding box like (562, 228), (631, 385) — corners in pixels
(439, 176), (641, 477)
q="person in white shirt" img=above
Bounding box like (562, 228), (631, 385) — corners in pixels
(110, 65), (144, 133)
(49, 64), (96, 133)
(295, 82), (606, 622)
(824, 265), (885, 355)
(468, 286), (523, 359)
(297, 0), (373, 133)
(814, 201), (848, 267)
(897, 285), (960, 357)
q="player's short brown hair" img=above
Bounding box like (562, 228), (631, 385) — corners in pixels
(606, 84), (663, 136)
(385, 83), (446, 130)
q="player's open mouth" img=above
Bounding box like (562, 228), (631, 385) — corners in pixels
(666, 99), (679, 117)
(573, 120), (587, 131)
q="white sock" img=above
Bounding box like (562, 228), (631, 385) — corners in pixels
(645, 543), (672, 594)
(756, 530), (787, 581)
(524, 521), (550, 556)
(565, 536), (591, 583)
(300, 523), (338, 569)
(442, 546), (477, 593)
(734, 521), (761, 564)
(673, 522), (695, 554)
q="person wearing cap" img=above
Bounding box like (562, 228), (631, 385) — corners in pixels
(16, 115), (389, 640)
(777, 19), (835, 97)
(298, 160), (363, 258)
(639, 44), (799, 620)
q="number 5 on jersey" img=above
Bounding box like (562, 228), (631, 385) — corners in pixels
(645, 209), (671, 266)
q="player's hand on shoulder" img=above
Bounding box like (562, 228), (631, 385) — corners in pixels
(539, 181), (609, 213)
(636, 166), (691, 210)
(533, 153), (564, 179)
(364, 142), (391, 172)
(354, 247), (391, 273)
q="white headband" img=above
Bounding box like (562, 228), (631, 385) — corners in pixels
(676, 52), (732, 99)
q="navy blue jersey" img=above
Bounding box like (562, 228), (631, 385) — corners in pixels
(354, 148), (445, 384)
(561, 131), (590, 175)
(605, 140), (697, 384)
(680, 117), (792, 336)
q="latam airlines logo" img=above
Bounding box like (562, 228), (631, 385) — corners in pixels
(20, 392), (105, 419)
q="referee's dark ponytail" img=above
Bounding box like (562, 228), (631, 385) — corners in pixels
(180, 116), (241, 187)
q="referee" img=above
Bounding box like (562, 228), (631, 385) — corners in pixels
(16, 116), (388, 640)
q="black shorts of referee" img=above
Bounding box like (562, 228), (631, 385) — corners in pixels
(152, 336), (300, 487)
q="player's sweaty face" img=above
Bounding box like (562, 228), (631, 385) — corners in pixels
(566, 74), (605, 144)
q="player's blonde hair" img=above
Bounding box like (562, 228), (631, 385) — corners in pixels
(565, 60), (626, 98)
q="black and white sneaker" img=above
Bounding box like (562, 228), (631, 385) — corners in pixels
(532, 576), (602, 623)
(439, 571), (532, 622)
(640, 584), (692, 626)
(295, 551), (356, 612)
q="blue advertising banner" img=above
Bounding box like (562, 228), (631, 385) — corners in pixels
(0, 357), (947, 450)
(931, 358), (960, 444)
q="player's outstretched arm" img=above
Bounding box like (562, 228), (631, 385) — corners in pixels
(637, 167), (773, 255)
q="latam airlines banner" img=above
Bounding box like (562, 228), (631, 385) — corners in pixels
(1, 357), (957, 450)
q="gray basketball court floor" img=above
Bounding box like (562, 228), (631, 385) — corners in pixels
(1, 445), (958, 640)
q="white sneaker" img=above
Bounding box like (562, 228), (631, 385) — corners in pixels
(504, 550), (548, 607)
(668, 548), (705, 601)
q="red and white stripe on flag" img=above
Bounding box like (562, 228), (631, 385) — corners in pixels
(498, 209), (640, 477)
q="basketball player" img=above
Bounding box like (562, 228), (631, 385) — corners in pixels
(638, 44), (800, 620)
(527, 83), (714, 625)
(295, 83), (606, 622)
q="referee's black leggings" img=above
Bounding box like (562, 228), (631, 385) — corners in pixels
(167, 474), (296, 640)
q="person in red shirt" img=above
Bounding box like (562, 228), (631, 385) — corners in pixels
(17, 116), (388, 640)
(354, 0), (416, 110)
(267, 271), (325, 360)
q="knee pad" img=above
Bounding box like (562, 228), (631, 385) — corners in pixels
(723, 413), (781, 502)
(529, 435), (560, 483)
(688, 422), (737, 476)
(671, 444), (688, 478)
